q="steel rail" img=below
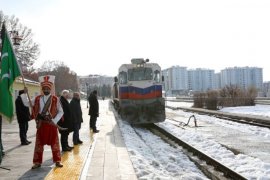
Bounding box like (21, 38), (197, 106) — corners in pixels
(146, 124), (247, 180)
(166, 106), (270, 128)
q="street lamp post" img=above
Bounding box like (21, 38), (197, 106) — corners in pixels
(9, 30), (23, 46)
(1, 30), (22, 50)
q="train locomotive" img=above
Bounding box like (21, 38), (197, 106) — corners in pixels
(112, 58), (166, 124)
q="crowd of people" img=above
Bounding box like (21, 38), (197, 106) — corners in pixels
(15, 75), (99, 169)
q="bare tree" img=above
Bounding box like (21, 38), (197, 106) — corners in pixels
(38, 61), (79, 95)
(225, 84), (241, 106)
(0, 11), (40, 72)
(245, 86), (258, 105)
(218, 84), (257, 107)
(38, 60), (65, 72)
(205, 90), (219, 110)
(193, 92), (206, 108)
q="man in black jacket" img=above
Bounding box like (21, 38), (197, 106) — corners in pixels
(15, 90), (31, 145)
(70, 92), (83, 145)
(88, 90), (99, 133)
(58, 90), (74, 151)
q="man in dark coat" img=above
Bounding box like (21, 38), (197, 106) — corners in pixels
(58, 90), (74, 151)
(88, 90), (99, 133)
(15, 90), (31, 145)
(70, 92), (83, 145)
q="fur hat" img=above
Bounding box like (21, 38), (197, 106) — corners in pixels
(39, 75), (55, 89)
(19, 90), (24, 96)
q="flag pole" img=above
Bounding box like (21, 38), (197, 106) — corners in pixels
(20, 76), (33, 108)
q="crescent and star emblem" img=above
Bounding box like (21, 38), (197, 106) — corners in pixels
(0, 52), (11, 80)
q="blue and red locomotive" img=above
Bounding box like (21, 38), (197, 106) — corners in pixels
(112, 58), (165, 124)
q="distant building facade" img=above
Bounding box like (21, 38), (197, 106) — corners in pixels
(162, 66), (188, 96)
(220, 67), (263, 90)
(262, 81), (270, 97)
(13, 78), (40, 113)
(78, 74), (114, 94)
(162, 65), (263, 96)
(188, 68), (215, 92)
(13, 78), (40, 99)
(213, 73), (221, 90)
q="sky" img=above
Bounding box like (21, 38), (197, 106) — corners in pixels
(1, 0), (270, 81)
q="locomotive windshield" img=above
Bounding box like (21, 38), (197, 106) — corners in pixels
(128, 67), (153, 81)
(119, 71), (127, 84)
(154, 70), (161, 83)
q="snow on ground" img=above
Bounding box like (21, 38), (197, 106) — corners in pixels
(219, 104), (270, 118)
(166, 100), (270, 119)
(100, 100), (270, 179)
(117, 119), (208, 180)
(165, 101), (193, 108)
(166, 108), (270, 139)
(166, 101), (270, 138)
(164, 103), (270, 179)
(158, 121), (270, 179)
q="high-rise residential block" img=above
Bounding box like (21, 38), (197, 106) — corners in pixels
(220, 67), (263, 90)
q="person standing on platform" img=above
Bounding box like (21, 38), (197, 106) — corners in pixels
(15, 90), (31, 145)
(28, 75), (64, 169)
(58, 90), (74, 151)
(88, 90), (99, 133)
(70, 92), (83, 145)
(0, 116), (4, 162)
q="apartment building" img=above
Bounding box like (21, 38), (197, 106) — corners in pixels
(79, 75), (114, 93)
(162, 65), (263, 96)
(188, 68), (215, 92)
(162, 66), (188, 96)
(220, 67), (263, 89)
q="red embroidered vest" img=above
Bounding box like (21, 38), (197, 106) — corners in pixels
(32, 95), (58, 119)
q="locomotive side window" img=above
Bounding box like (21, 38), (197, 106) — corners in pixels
(128, 67), (153, 81)
(154, 70), (161, 83)
(119, 71), (127, 84)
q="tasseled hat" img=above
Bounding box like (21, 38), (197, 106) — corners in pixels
(39, 75), (55, 89)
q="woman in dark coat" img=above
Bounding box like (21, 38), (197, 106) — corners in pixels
(70, 92), (83, 145)
(58, 90), (73, 151)
(88, 90), (99, 133)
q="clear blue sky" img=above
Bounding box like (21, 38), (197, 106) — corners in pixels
(1, 0), (270, 81)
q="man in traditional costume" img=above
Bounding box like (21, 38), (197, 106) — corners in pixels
(30, 75), (64, 169)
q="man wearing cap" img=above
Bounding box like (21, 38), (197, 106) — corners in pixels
(29, 75), (64, 169)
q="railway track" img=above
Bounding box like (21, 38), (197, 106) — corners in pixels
(255, 100), (270, 105)
(145, 124), (247, 180)
(166, 98), (270, 105)
(166, 106), (270, 129)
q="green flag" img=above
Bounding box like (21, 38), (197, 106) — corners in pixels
(0, 24), (21, 122)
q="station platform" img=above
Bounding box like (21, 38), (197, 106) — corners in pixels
(0, 100), (137, 180)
